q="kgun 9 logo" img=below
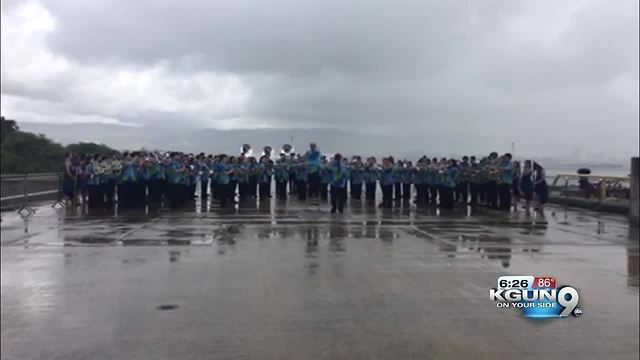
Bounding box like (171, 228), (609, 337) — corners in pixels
(489, 286), (582, 318)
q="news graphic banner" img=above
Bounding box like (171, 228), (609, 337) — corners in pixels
(489, 276), (583, 318)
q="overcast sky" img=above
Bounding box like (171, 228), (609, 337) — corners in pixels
(1, 0), (638, 158)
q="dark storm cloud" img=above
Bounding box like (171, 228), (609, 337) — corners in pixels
(1, 0), (638, 158)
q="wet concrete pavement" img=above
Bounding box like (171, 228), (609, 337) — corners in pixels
(1, 199), (639, 359)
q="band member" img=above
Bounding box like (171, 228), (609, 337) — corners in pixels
(237, 157), (249, 200)
(349, 156), (364, 199)
(456, 156), (470, 204)
(86, 154), (103, 209)
(468, 156), (480, 205)
(393, 159), (402, 201)
(414, 158), (427, 205)
(258, 156), (273, 200)
(215, 154), (233, 207)
(498, 153), (513, 211)
(247, 156), (258, 199)
(511, 160), (522, 210)
(148, 156), (165, 205)
(275, 154), (289, 199)
(429, 158), (439, 205)
(379, 157), (396, 209)
(295, 156), (308, 200)
(487, 152), (500, 209)
(421, 158), (432, 205)
(288, 153), (297, 194)
(102, 155), (120, 207)
(118, 152), (137, 209)
(438, 159), (455, 209)
(329, 153), (349, 214)
(229, 156), (239, 201)
(197, 153), (210, 200)
(401, 161), (414, 199)
(364, 157), (378, 202)
(306, 143), (322, 198)
(320, 157), (331, 200)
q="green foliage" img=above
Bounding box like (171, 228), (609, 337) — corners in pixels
(1, 116), (119, 174)
(65, 142), (120, 157)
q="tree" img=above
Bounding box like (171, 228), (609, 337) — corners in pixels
(1, 116), (19, 143)
(65, 142), (120, 157)
(0, 116), (120, 174)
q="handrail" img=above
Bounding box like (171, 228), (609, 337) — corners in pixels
(550, 173), (630, 203)
(1, 172), (61, 180)
(1, 172), (65, 213)
(551, 174), (629, 187)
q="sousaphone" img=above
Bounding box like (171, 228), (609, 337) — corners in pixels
(241, 144), (253, 157)
(281, 143), (294, 155)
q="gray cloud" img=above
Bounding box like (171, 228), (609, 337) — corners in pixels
(1, 0), (638, 159)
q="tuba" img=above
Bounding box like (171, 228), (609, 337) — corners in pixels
(281, 143), (293, 155)
(241, 144), (253, 157)
(261, 146), (273, 161)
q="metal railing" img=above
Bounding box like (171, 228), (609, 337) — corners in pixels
(1, 172), (64, 214)
(550, 174), (631, 204)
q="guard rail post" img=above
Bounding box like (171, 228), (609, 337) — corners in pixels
(17, 173), (35, 216)
(631, 157), (639, 224)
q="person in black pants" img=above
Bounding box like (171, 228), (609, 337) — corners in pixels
(497, 153), (513, 211)
(349, 156), (364, 200)
(456, 156), (470, 204)
(394, 159), (403, 201)
(364, 157), (378, 202)
(378, 157), (395, 209)
(305, 143), (322, 198)
(329, 153), (348, 214)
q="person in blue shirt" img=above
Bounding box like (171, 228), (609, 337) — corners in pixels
(349, 156), (365, 200)
(274, 154), (289, 200)
(305, 143), (322, 198)
(393, 159), (402, 201)
(401, 161), (415, 200)
(228, 156), (239, 201)
(85, 154), (103, 210)
(413, 157), (426, 205)
(215, 154), (234, 207)
(328, 153), (349, 214)
(146, 156), (164, 205)
(319, 157), (331, 201)
(439, 159), (458, 210)
(247, 157), (258, 199)
(118, 152), (138, 209)
(486, 151), (500, 209)
(294, 156), (308, 201)
(166, 153), (187, 208)
(257, 157), (273, 200)
(363, 157), (378, 203)
(378, 157), (396, 209)
(288, 153), (297, 195)
(456, 156), (470, 205)
(498, 153), (514, 211)
(196, 153), (210, 200)
(236, 157), (249, 200)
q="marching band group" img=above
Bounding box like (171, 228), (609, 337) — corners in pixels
(63, 143), (549, 214)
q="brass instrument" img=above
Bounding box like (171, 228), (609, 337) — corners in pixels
(281, 144), (294, 155)
(241, 144), (253, 157)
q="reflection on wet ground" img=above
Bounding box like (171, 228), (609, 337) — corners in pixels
(1, 199), (639, 359)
